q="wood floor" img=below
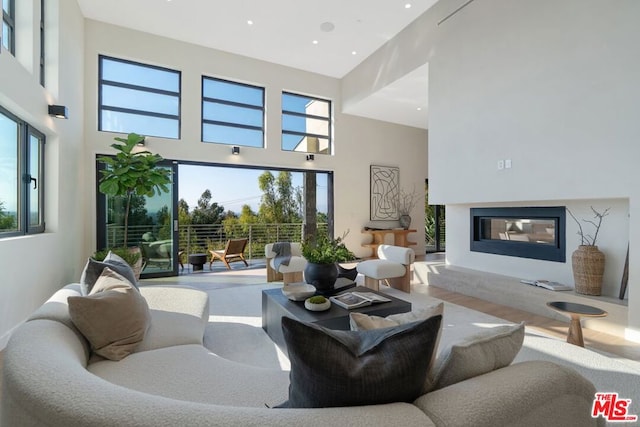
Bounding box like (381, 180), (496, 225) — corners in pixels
(421, 283), (640, 361)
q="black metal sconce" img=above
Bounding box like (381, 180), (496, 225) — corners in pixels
(306, 154), (315, 161)
(48, 105), (68, 119)
(232, 146), (240, 155)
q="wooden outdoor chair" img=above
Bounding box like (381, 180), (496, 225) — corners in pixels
(209, 238), (249, 270)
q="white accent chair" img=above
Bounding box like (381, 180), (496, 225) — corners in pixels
(356, 245), (415, 293)
(265, 242), (308, 285)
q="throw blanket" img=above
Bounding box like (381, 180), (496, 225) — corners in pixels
(272, 242), (292, 271)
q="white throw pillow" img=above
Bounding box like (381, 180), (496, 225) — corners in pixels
(349, 303), (444, 331)
(429, 322), (525, 391)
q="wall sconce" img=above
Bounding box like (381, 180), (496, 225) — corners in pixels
(48, 105), (68, 119)
(136, 137), (146, 147)
(232, 146), (240, 155)
(306, 154), (315, 161)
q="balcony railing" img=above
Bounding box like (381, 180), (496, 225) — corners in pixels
(105, 222), (329, 260)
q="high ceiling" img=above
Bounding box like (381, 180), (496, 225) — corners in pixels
(77, 0), (436, 129)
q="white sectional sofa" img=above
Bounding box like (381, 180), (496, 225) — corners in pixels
(1, 284), (603, 427)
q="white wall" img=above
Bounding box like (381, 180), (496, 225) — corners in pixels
(82, 20), (428, 260)
(446, 199), (629, 298)
(0, 0), (85, 345)
(426, 0), (640, 336)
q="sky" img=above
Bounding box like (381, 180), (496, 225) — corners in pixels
(177, 164), (329, 215)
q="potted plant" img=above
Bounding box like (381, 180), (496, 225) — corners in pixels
(567, 207), (610, 295)
(397, 187), (419, 230)
(302, 231), (356, 293)
(96, 133), (172, 277)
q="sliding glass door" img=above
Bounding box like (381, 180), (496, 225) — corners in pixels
(97, 159), (179, 278)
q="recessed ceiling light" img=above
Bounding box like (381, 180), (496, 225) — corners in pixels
(416, 107), (422, 111)
(351, 51), (357, 55)
(405, 3), (412, 8)
(312, 40), (319, 45)
(247, 20), (254, 25)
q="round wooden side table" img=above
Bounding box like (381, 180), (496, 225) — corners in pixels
(547, 301), (607, 347)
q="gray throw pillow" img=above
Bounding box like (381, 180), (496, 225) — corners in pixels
(430, 322), (525, 391)
(80, 251), (137, 295)
(277, 315), (442, 408)
(68, 267), (151, 361)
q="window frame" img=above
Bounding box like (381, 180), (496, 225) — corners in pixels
(281, 91), (332, 155)
(39, 0), (44, 86)
(98, 55), (182, 139)
(201, 76), (265, 147)
(2, 0), (15, 55)
(0, 105), (46, 238)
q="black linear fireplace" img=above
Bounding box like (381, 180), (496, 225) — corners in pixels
(470, 207), (566, 262)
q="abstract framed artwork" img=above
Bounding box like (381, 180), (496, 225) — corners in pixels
(370, 165), (399, 220)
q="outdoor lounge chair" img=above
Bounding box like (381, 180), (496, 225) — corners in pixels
(209, 238), (249, 270)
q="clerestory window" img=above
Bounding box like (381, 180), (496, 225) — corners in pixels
(281, 92), (332, 155)
(99, 55), (181, 139)
(39, 0), (45, 86)
(201, 76), (265, 148)
(2, 0), (15, 55)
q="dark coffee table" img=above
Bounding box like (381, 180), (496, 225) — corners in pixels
(262, 286), (412, 354)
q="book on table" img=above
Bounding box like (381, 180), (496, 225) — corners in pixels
(330, 291), (391, 309)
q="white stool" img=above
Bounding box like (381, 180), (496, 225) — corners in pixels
(356, 245), (415, 293)
(265, 243), (308, 285)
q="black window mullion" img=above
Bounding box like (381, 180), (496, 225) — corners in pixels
(102, 80), (180, 98)
(282, 110), (330, 122)
(202, 97), (264, 112)
(283, 130), (329, 140)
(101, 105), (179, 121)
(202, 119), (263, 132)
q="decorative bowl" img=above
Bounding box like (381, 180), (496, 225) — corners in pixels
(281, 284), (316, 301)
(304, 297), (331, 311)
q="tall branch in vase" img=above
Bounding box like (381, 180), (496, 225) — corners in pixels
(566, 206), (610, 246)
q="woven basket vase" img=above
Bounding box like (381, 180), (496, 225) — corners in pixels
(571, 245), (605, 296)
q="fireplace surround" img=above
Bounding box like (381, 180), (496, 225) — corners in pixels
(470, 207), (566, 262)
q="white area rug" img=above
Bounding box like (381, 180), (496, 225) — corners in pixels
(184, 280), (640, 426)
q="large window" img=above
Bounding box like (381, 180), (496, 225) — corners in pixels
(0, 107), (46, 237)
(282, 92), (331, 155)
(99, 55), (181, 139)
(201, 77), (264, 147)
(2, 0), (15, 54)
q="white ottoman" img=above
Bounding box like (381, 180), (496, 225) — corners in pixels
(356, 245), (414, 293)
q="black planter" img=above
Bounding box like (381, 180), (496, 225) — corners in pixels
(304, 262), (339, 294)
